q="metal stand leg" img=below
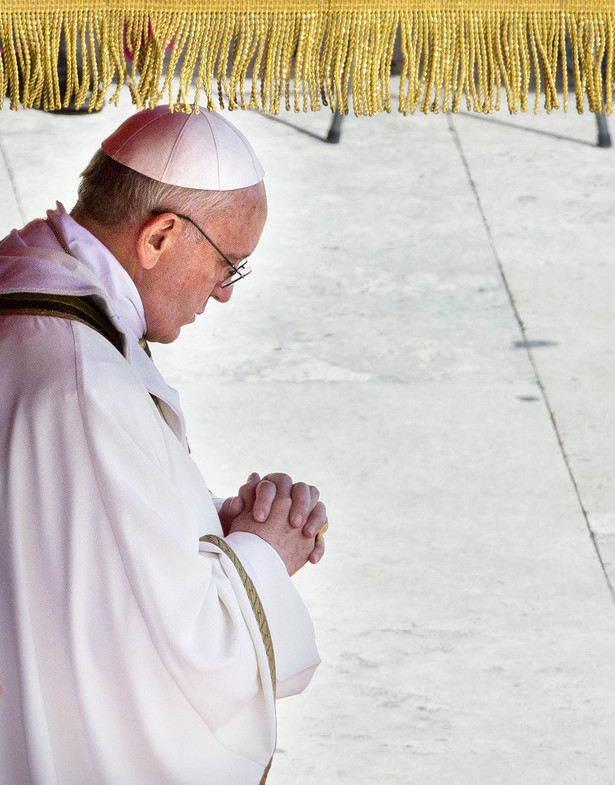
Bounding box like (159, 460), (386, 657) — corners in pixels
(326, 113), (345, 144)
(596, 113), (612, 148)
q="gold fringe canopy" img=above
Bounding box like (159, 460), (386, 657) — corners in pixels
(0, 1), (614, 115)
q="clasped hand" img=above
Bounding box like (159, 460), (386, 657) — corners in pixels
(218, 473), (327, 576)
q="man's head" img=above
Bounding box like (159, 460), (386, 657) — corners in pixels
(72, 107), (267, 343)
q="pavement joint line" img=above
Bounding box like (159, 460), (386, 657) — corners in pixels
(446, 112), (615, 607)
(0, 133), (26, 226)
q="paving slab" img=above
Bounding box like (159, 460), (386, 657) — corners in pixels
(451, 107), (615, 594)
(1, 92), (614, 784)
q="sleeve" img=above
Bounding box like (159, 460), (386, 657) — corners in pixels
(206, 532), (321, 698)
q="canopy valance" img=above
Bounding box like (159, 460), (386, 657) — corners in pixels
(1, 1), (613, 115)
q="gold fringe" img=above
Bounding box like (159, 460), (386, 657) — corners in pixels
(1, 2), (614, 115)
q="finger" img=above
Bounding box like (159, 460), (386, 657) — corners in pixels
(289, 482), (311, 528)
(219, 495), (244, 519)
(309, 536), (325, 564)
(238, 472), (261, 512)
(252, 480), (277, 522)
(218, 495), (245, 536)
(262, 473), (293, 497)
(303, 501), (327, 539)
(308, 485), (320, 505)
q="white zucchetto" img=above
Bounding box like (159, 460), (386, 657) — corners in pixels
(101, 105), (265, 191)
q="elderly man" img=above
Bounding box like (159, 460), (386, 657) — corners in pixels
(0, 106), (327, 785)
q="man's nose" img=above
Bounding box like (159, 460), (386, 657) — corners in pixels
(212, 282), (234, 303)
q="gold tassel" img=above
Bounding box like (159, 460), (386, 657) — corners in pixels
(0, 2), (614, 116)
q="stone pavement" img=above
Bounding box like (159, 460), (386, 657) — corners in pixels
(1, 91), (614, 784)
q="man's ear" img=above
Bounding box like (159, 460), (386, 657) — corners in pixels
(136, 212), (182, 270)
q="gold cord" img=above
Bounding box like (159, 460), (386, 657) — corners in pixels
(200, 533), (276, 784)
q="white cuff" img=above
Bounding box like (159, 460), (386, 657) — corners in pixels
(225, 531), (320, 698)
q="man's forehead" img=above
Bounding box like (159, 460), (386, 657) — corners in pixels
(200, 191), (266, 257)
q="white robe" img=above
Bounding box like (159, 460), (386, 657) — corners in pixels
(0, 205), (319, 785)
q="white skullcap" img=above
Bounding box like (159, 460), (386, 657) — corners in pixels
(101, 105), (264, 191)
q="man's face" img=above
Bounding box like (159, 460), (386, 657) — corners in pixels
(142, 184), (267, 343)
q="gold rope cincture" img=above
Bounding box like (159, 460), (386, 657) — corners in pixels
(1, 2), (614, 116)
(199, 533), (276, 785)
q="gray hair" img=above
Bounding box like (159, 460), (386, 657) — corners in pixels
(73, 149), (236, 228)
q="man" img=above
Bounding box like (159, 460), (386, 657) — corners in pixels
(0, 106), (327, 785)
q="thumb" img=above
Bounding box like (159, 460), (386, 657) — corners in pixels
(218, 495), (245, 535)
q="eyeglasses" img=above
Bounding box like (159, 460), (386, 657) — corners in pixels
(152, 210), (252, 287)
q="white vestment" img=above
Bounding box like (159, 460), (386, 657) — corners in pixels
(0, 205), (320, 785)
